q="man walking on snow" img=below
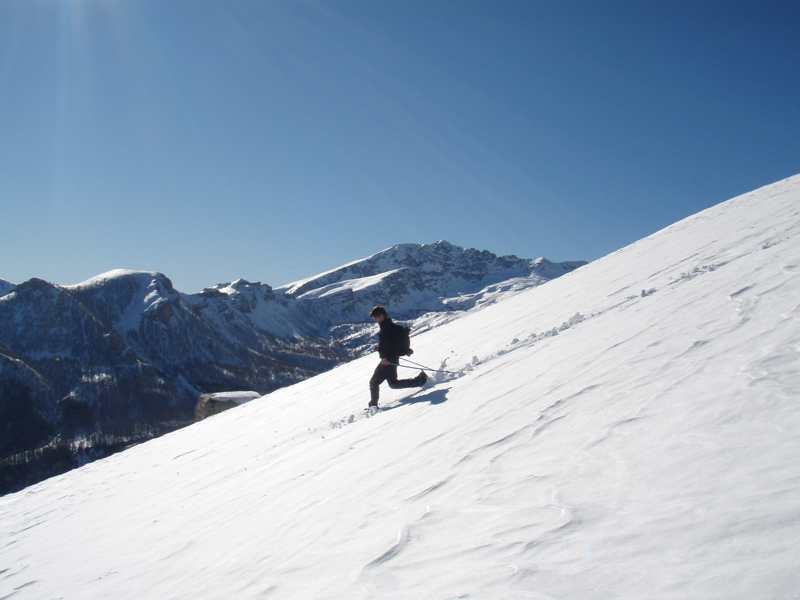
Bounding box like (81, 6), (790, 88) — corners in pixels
(368, 306), (427, 409)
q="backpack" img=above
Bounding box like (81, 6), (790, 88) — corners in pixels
(395, 323), (413, 356)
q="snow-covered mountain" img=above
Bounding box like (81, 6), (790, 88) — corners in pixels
(191, 240), (584, 346)
(1, 174), (798, 599)
(0, 243), (581, 494)
(276, 240), (584, 320)
(187, 241), (585, 362)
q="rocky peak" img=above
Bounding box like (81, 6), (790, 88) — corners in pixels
(66, 271), (181, 332)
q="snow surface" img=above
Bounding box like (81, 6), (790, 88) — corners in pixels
(296, 269), (405, 300)
(2, 175), (800, 599)
(67, 269), (159, 288)
(275, 244), (424, 297)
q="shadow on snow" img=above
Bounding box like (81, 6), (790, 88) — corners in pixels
(384, 387), (450, 411)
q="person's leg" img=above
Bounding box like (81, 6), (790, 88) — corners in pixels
(369, 363), (387, 406)
(386, 363), (426, 389)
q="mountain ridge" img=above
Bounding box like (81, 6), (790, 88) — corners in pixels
(0, 241), (584, 494)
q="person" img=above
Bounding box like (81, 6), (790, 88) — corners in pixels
(368, 306), (427, 409)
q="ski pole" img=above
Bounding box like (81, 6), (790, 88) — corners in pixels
(391, 358), (462, 375)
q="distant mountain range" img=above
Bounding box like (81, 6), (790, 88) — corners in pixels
(0, 240), (584, 494)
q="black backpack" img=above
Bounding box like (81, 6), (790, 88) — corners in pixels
(394, 323), (413, 356)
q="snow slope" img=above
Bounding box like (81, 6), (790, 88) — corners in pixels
(1, 175), (799, 599)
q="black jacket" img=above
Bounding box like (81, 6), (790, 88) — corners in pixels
(377, 318), (405, 359)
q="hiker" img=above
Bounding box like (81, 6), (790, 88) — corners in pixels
(368, 306), (427, 409)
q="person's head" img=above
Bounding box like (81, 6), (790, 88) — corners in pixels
(370, 306), (388, 322)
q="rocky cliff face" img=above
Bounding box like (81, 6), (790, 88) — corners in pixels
(0, 242), (584, 494)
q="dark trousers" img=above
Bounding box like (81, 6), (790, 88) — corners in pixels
(369, 358), (420, 405)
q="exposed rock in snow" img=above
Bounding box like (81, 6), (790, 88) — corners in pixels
(194, 391), (261, 422)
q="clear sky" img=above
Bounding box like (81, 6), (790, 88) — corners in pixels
(1, 0), (798, 293)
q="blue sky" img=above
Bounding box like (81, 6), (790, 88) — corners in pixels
(2, 0), (798, 293)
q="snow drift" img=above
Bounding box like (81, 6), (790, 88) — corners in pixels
(1, 175), (799, 599)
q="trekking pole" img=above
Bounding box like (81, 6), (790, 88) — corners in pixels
(391, 358), (463, 375)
